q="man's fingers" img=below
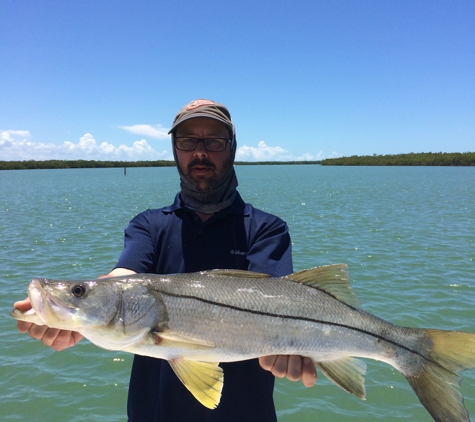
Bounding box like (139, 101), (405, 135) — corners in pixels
(14, 298), (32, 311)
(27, 323), (50, 340)
(17, 320), (34, 333)
(259, 355), (289, 377)
(39, 327), (64, 348)
(27, 324), (63, 349)
(301, 357), (317, 387)
(259, 355), (317, 387)
(286, 355), (303, 381)
(46, 330), (76, 351)
(270, 355), (289, 378)
(14, 298), (35, 332)
(259, 355), (278, 371)
(71, 331), (85, 345)
(29, 326), (83, 351)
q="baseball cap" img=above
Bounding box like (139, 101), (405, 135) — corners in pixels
(168, 99), (235, 136)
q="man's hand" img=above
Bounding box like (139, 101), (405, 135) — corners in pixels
(259, 355), (317, 387)
(14, 298), (84, 351)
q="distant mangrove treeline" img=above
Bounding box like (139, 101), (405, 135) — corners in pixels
(0, 159), (175, 170)
(1, 153), (474, 170)
(321, 152), (475, 166)
(0, 159), (321, 170)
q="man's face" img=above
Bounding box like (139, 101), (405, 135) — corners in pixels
(174, 117), (232, 191)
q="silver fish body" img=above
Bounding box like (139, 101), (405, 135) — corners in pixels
(11, 264), (475, 421)
(127, 270), (426, 368)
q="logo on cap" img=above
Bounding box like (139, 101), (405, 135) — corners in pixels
(186, 99), (215, 111)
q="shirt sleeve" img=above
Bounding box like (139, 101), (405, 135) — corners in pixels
(115, 210), (160, 273)
(245, 209), (293, 277)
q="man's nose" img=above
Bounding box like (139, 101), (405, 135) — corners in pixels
(193, 141), (208, 157)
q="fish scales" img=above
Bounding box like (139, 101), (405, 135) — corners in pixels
(143, 273), (424, 367)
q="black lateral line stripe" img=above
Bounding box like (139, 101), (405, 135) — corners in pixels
(163, 290), (431, 362)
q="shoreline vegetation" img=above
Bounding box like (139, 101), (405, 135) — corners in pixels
(0, 152), (473, 170)
(321, 152), (475, 166)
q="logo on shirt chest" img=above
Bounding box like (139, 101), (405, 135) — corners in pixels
(229, 250), (247, 256)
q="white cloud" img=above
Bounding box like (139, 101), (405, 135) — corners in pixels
(0, 131), (340, 162)
(0, 130), (32, 150)
(120, 124), (170, 139)
(237, 141), (292, 161)
(236, 140), (329, 161)
(0, 131), (173, 161)
(5, 130), (31, 137)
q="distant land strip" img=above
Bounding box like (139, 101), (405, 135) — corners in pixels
(0, 160), (321, 170)
(321, 152), (474, 166)
(0, 152), (474, 170)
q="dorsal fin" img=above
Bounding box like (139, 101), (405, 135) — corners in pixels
(200, 269), (271, 278)
(287, 264), (361, 308)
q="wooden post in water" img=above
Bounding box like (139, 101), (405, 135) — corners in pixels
(124, 162), (127, 176)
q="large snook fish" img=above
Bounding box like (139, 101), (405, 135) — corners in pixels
(11, 264), (475, 421)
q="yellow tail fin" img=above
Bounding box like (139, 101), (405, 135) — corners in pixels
(406, 330), (475, 422)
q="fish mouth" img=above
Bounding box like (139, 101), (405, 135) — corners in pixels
(28, 279), (76, 328)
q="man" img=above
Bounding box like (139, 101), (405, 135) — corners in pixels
(15, 99), (316, 421)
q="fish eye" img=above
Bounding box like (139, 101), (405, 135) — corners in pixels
(71, 284), (86, 297)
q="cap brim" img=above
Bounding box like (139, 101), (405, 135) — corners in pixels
(168, 114), (233, 134)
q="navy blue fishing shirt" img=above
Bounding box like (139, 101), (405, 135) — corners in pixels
(115, 191), (293, 422)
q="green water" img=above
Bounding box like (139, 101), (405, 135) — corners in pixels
(1, 165), (474, 421)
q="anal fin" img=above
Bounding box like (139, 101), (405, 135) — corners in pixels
(315, 357), (367, 399)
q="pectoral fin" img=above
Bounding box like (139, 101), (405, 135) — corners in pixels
(315, 357), (367, 399)
(168, 359), (224, 409)
(151, 331), (216, 350)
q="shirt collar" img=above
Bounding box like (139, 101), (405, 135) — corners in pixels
(162, 191), (249, 216)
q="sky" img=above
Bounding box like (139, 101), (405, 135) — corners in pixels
(1, 0), (474, 162)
